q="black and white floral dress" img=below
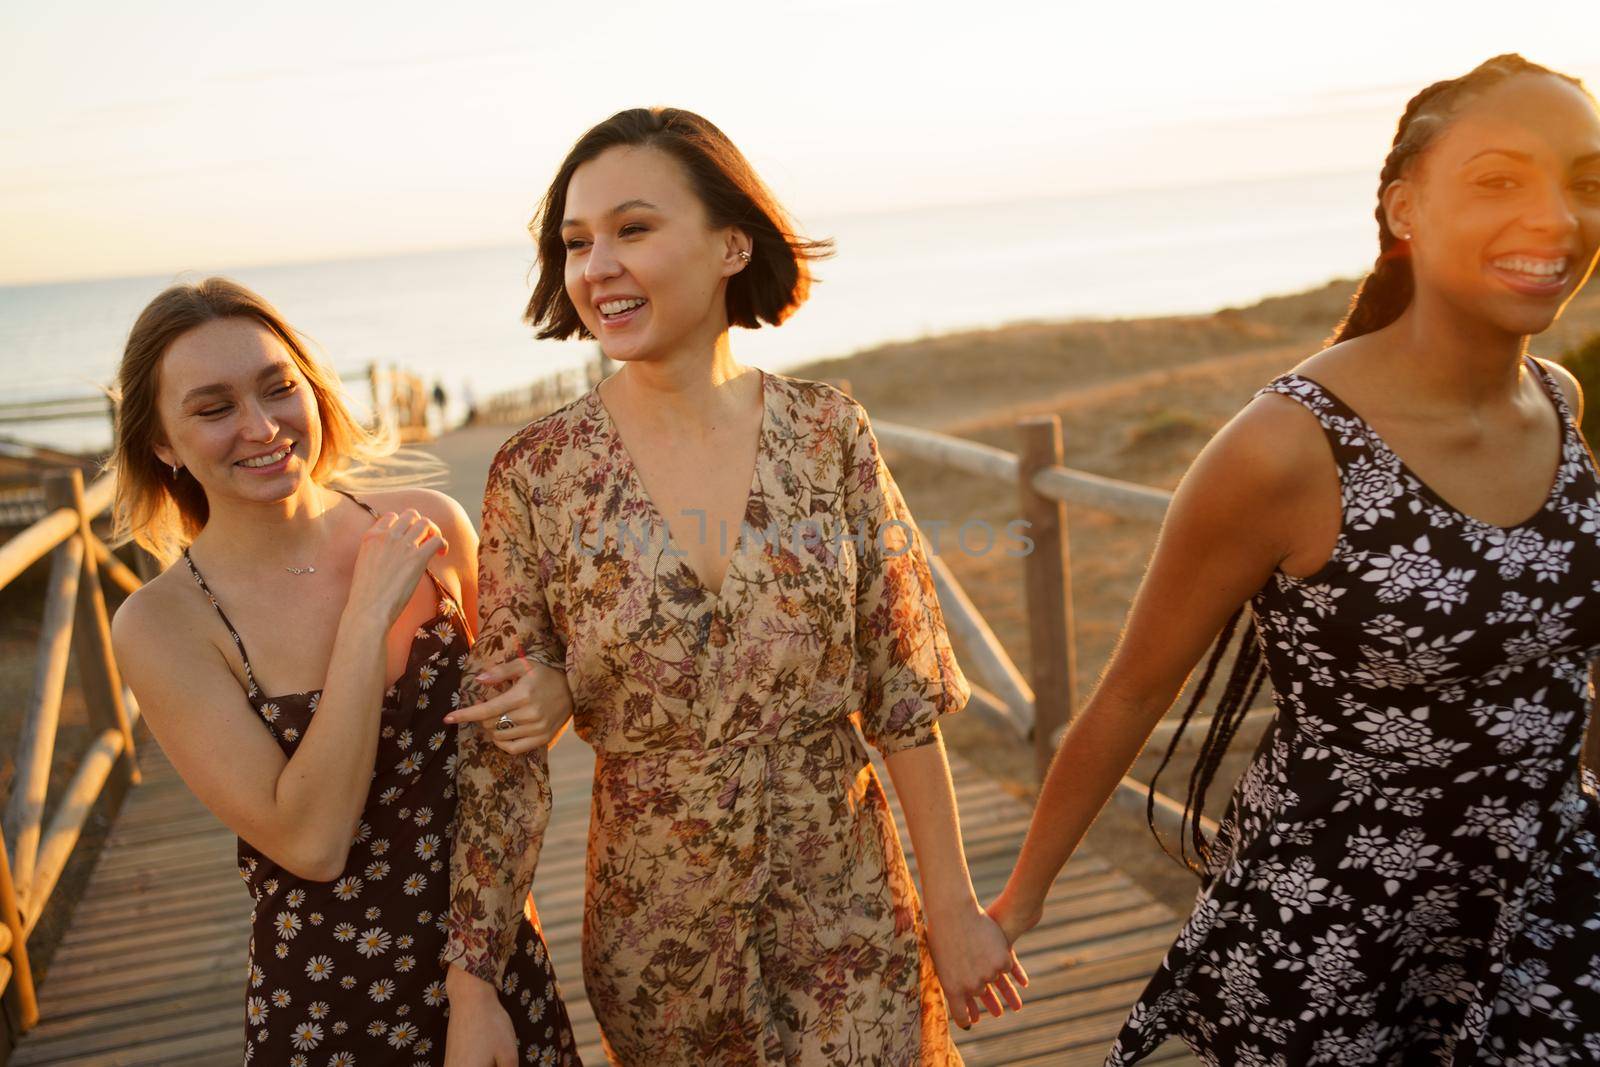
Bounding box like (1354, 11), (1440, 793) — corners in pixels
(181, 494), (581, 1066)
(1109, 361), (1600, 1065)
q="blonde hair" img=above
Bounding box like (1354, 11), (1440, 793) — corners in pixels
(109, 277), (435, 566)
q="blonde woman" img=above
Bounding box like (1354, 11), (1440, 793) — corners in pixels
(109, 278), (580, 1065)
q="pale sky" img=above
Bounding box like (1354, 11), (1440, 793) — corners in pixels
(2, 0), (1596, 285)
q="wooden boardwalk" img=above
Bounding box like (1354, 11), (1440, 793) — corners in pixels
(13, 730), (1199, 1066)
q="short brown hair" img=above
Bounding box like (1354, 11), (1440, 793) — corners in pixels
(109, 277), (395, 565)
(526, 107), (832, 339)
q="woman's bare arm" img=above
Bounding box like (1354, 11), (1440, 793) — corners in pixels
(991, 395), (1335, 936)
(112, 505), (458, 880)
(885, 729), (1026, 1027)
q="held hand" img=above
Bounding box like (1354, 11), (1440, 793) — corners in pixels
(443, 968), (517, 1067)
(986, 884), (1044, 947)
(444, 657), (574, 754)
(923, 898), (1029, 1030)
(347, 509), (448, 625)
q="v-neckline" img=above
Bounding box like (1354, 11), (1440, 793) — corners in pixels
(1291, 361), (1570, 533)
(592, 368), (770, 602)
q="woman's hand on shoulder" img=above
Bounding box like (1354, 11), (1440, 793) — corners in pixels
(358, 488), (480, 622)
(346, 507), (450, 627)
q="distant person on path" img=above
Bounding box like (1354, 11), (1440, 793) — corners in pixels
(461, 379), (479, 426)
(441, 107), (1025, 1065)
(432, 379), (449, 429)
(107, 278), (580, 1066)
(988, 54), (1600, 1064)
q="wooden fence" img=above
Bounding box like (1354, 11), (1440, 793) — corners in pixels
(477, 348), (614, 426)
(869, 414), (1221, 844)
(0, 470), (143, 1044)
(366, 363), (434, 442)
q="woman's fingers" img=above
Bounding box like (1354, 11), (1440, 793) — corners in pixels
(472, 659), (535, 689)
(489, 733), (546, 756)
(1010, 954), (1029, 988)
(993, 971), (1023, 1013)
(445, 692), (517, 724)
(977, 982), (1004, 1019)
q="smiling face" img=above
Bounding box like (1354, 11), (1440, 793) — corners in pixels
(560, 145), (749, 364)
(151, 317), (322, 504)
(1387, 74), (1600, 337)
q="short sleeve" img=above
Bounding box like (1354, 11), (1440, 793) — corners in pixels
(844, 403), (970, 756)
(442, 445), (561, 984)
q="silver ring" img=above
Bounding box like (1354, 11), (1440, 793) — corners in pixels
(494, 713), (515, 732)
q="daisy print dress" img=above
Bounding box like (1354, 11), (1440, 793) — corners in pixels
(1109, 361), (1600, 1065)
(182, 492), (580, 1066)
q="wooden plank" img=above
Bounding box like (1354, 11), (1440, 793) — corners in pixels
(15, 723), (1191, 1066)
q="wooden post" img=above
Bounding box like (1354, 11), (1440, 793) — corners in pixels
(4, 535), (81, 898)
(368, 363), (383, 427)
(44, 470), (140, 785)
(1017, 416), (1077, 782)
(0, 824), (38, 1033)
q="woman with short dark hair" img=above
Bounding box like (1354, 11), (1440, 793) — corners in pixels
(442, 108), (1026, 1065)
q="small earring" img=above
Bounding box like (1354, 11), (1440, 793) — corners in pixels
(170, 462), (179, 476)
(1399, 232), (1412, 241)
(736, 250), (751, 263)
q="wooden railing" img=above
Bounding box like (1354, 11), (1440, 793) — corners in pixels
(0, 470), (144, 1038)
(478, 349), (613, 427)
(872, 414), (1221, 843)
(367, 363), (434, 442)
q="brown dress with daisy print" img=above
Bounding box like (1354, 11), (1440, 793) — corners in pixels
(443, 373), (970, 1065)
(181, 491), (581, 1067)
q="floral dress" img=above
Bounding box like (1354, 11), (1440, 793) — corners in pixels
(181, 492), (581, 1066)
(1109, 361), (1600, 1065)
(442, 371), (970, 1066)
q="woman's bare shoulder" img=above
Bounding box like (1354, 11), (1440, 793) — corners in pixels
(356, 487), (474, 535)
(1193, 383), (1334, 499)
(111, 563), (215, 663)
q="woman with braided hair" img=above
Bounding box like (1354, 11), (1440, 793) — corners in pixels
(987, 54), (1600, 1063)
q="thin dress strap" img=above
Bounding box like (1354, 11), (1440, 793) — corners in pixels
(182, 489), (375, 699)
(332, 486), (381, 518)
(1524, 356), (1579, 436)
(181, 548), (262, 699)
(183, 491), (468, 695)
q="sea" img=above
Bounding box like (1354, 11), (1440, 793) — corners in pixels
(0, 169), (1377, 453)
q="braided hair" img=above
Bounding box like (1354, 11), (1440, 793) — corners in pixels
(1149, 54), (1593, 874)
(1331, 54), (1593, 345)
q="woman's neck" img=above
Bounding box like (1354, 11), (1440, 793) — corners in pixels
(606, 332), (756, 436)
(190, 481), (346, 572)
(1383, 292), (1532, 413)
